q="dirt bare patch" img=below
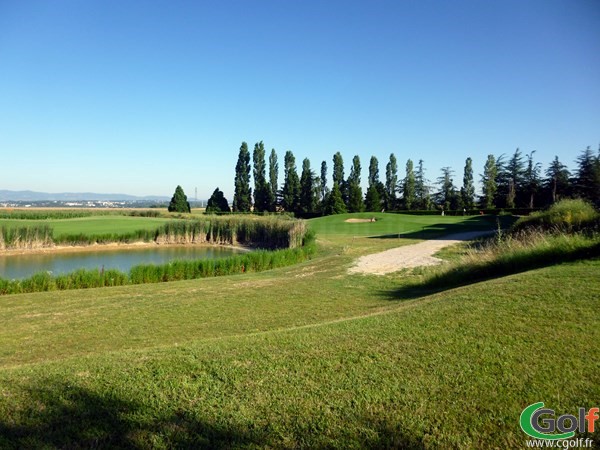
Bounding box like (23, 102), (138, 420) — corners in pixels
(348, 230), (493, 275)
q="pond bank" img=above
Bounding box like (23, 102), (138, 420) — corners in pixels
(0, 241), (251, 257)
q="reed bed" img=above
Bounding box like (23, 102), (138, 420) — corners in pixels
(0, 217), (307, 249)
(0, 225), (54, 250)
(0, 210), (103, 220)
(0, 217), (313, 295)
(0, 244), (315, 295)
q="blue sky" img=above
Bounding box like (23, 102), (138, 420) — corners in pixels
(0, 0), (598, 199)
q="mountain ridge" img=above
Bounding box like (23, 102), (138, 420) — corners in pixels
(0, 190), (170, 202)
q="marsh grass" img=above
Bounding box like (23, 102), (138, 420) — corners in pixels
(0, 225), (53, 250)
(0, 221), (315, 295)
(0, 210), (99, 220)
(0, 245), (315, 295)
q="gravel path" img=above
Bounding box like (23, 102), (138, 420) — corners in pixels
(348, 231), (493, 275)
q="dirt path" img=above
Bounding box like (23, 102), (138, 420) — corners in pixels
(348, 231), (493, 275)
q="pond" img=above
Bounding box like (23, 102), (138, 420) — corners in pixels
(0, 245), (244, 280)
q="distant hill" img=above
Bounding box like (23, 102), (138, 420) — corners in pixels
(0, 190), (170, 202)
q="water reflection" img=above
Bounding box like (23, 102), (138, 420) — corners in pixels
(0, 245), (243, 280)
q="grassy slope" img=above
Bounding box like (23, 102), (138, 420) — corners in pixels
(0, 216), (172, 238)
(0, 214), (598, 448)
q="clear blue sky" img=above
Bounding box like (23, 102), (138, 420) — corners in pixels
(1, 0), (598, 199)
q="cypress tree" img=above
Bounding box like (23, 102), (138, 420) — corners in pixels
(415, 159), (431, 210)
(385, 153), (398, 210)
(365, 156), (382, 212)
(320, 160), (328, 204)
(481, 154), (498, 209)
(347, 155), (364, 212)
(252, 141), (271, 213)
(205, 187), (231, 213)
(461, 157), (475, 210)
(233, 142), (252, 212)
(402, 159), (416, 210)
(332, 152), (347, 207)
(332, 152), (345, 188)
(282, 150), (301, 214)
(323, 183), (347, 215)
(269, 148), (279, 211)
(168, 185), (191, 213)
(368, 156), (379, 187)
(299, 158), (317, 214)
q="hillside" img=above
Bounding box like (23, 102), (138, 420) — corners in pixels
(0, 213), (598, 448)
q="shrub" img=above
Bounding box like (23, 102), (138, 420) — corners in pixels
(512, 199), (598, 233)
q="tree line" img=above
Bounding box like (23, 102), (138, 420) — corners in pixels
(203, 142), (600, 215)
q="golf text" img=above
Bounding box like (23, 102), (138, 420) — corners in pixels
(520, 402), (599, 440)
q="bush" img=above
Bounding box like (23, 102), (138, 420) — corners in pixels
(512, 199), (599, 233)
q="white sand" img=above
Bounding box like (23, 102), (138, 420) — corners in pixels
(348, 231), (493, 275)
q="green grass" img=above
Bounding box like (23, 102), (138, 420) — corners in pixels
(0, 213), (598, 448)
(309, 212), (494, 237)
(0, 216), (173, 238)
(512, 199), (599, 233)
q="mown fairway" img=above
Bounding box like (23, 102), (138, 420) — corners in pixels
(0, 215), (173, 238)
(0, 214), (598, 448)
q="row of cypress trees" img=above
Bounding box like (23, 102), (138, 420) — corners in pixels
(229, 142), (600, 215)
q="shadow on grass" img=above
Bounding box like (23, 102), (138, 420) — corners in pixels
(0, 379), (425, 449)
(0, 380), (267, 449)
(369, 215), (516, 240)
(383, 241), (600, 301)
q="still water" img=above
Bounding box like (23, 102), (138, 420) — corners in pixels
(0, 245), (243, 280)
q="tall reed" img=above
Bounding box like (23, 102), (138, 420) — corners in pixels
(0, 244), (315, 295)
(0, 225), (53, 250)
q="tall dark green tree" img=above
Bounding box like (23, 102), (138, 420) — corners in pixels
(269, 148), (279, 211)
(499, 148), (525, 208)
(523, 150), (542, 208)
(320, 160), (328, 204)
(480, 154), (498, 209)
(365, 156), (382, 212)
(205, 187), (231, 213)
(368, 156), (379, 187)
(299, 158), (317, 215)
(233, 142), (252, 212)
(332, 151), (347, 206)
(574, 146), (600, 206)
(332, 152), (345, 188)
(436, 167), (458, 211)
(347, 155), (364, 212)
(252, 141), (271, 213)
(415, 159), (431, 210)
(402, 159), (416, 210)
(460, 157), (475, 210)
(282, 150), (301, 214)
(385, 153), (398, 210)
(544, 156), (570, 204)
(322, 182), (347, 215)
(168, 185), (191, 213)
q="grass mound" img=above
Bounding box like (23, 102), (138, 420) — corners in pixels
(0, 259), (598, 448)
(512, 199), (599, 233)
(404, 203), (600, 296)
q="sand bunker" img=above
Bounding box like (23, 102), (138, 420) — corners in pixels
(344, 218), (377, 223)
(348, 230), (493, 275)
